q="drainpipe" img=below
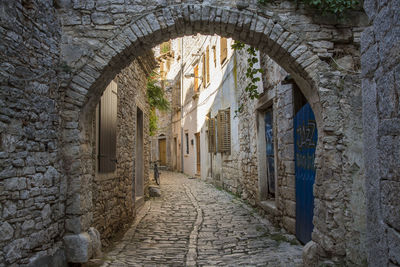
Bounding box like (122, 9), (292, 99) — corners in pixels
(180, 37), (184, 173)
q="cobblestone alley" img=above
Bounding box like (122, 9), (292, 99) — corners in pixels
(100, 171), (303, 266)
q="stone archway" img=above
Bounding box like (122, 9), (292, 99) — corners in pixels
(58, 1), (366, 265)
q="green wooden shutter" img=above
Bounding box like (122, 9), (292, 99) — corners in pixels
(217, 108), (231, 153)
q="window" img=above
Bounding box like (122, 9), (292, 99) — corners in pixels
(194, 65), (199, 93)
(185, 133), (189, 154)
(202, 54), (206, 88)
(202, 46), (210, 87)
(208, 115), (216, 153)
(212, 45), (217, 67)
(174, 79), (181, 111)
(220, 37), (227, 64)
(98, 81), (118, 173)
(217, 108), (231, 153)
(265, 108), (275, 196)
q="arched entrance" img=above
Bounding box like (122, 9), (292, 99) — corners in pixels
(58, 2), (366, 265)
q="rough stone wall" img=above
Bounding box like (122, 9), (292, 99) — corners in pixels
(235, 48), (261, 205)
(0, 1), (67, 265)
(362, 0), (400, 266)
(91, 57), (150, 247)
(275, 83), (296, 235)
(0, 0), (372, 265)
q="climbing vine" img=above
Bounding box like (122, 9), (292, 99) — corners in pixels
(147, 72), (169, 136)
(258, 0), (359, 15)
(231, 41), (263, 115)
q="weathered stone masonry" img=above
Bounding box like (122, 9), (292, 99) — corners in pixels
(90, 54), (152, 247)
(0, 0), (398, 265)
(0, 1), (66, 265)
(362, 0), (400, 266)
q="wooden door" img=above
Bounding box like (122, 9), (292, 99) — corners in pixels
(195, 133), (200, 174)
(294, 102), (317, 244)
(159, 139), (166, 166)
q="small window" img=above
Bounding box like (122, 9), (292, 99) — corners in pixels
(174, 79), (181, 110)
(185, 133), (189, 154)
(98, 81), (118, 173)
(212, 45), (217, 68)
(220, 37), (227, 65)
(217, 108), (231, 153)
(202, 46), (210, 87)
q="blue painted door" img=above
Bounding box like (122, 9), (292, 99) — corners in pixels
(294, 102), (317, 244)
(264, 109), (275, 195)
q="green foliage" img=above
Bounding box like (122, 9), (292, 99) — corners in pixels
(160, 42), (171, 54)
(231, 41), (263, 116)
(147, 72), (170, 136)
(302, 0), (359, 14)
(257, 0), (358, 15)
(149, 108), (158, 136)
(147, 72), (170, 111)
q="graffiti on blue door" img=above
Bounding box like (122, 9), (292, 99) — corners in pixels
(294, 102), (317, 244)
(265, 109), (275, 195)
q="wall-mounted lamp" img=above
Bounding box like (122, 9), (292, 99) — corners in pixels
(184, 73), (195, 78)
(184, 73), (201, 79)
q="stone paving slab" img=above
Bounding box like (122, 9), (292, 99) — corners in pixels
(100, 171), (303, 266)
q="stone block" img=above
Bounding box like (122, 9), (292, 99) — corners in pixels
(65, 217), (82, 234)
(388, 227), (400, 265)
(285, 200), (296, 218)
(0, 221), (14, 241)
(360, 26), (375, 53)
(303, 240), (318, 266)
(381, 180), (400, 231)
(283, 216), (295, 234)
(361, 44), (379, 77)
(379, 135), (400, 180)
(88, 227), (102, 258)
(91, 12), (112, 25)
(281, 187), (295, 201)
(4, 238), (25, 264)
(380, 26), (400, 72)
(63, 232), (92, 263)
(149, 186), (161, 197)
(4, 177), (27, 191)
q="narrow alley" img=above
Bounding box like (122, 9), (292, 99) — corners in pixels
(2, 1), (399, 266)
(100, 172), (303, 267)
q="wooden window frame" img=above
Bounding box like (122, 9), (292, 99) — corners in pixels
(217, 108), (231, 153)
(220, 37), (228, 65)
